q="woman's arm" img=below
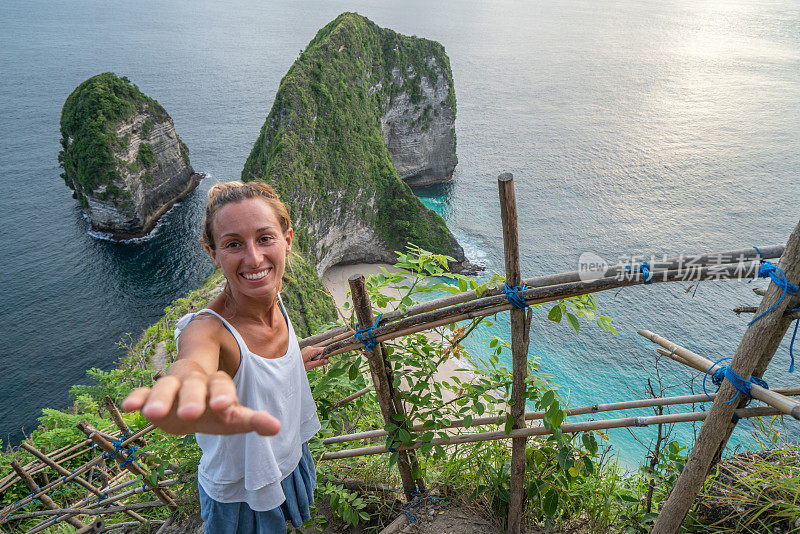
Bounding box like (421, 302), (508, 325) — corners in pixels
(121, 318), (280, 436)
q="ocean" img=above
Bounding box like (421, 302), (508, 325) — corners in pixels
(1, 0), (798, 465)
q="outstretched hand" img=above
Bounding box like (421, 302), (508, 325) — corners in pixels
(302, 345), (329, 371)
(121, 371), (280, 436)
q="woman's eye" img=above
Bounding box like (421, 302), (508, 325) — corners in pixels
(259, 235), (274, 244)
(224, 241), (240, 248)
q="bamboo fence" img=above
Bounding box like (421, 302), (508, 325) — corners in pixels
(1, 172), (797, 533)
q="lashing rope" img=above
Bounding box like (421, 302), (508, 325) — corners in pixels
(503, 283), (528, 309)
(354, 314), (382, 351)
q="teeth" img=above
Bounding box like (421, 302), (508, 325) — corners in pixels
(243, 269), (269, 280)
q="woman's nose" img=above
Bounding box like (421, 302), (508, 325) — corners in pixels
(244, 240), (262, 264)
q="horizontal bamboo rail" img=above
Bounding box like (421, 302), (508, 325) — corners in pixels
(734, 306), (800, 319)
(322, 387), (800, 446)
(13, 500), (164, 519)
(319, 262), (762, 358)
(4, 480), (179, 523)
(321, 405), (783, 461)
(639, 331), (800, 420)
(301, 245), (784, 350)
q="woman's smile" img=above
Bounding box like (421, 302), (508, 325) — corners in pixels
(241, 268), (272, 281)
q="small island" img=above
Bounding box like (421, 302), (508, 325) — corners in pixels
(242, 12), (470, 276)
(59, 73), (202, 240)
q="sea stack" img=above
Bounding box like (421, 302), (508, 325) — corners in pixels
(242, 12), (470, 276)
(59, 73), (202, 239)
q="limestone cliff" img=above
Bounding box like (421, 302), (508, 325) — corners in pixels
(59, 73), (202, 239)
(242, 13), (468, 276)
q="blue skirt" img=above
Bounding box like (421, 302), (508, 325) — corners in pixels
(199, 442), (316, 533)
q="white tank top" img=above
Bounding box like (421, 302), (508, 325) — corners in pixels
(174, 296), (321, 511)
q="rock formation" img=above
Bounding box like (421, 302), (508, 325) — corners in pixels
(242, 13), (469, 276)
(59, 73), (202, 239)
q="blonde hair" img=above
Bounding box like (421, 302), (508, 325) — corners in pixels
(201, 181), (291, 250)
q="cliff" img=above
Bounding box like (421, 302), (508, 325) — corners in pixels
(59, 73), (202, 239)
(242, 12), (468, 276)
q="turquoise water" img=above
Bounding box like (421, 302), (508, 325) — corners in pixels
(1, 0), (799, 465)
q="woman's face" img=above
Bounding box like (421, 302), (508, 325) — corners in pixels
(206, 198), (292, 301)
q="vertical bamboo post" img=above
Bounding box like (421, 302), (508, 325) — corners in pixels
(76, 420), (179, 511)
(348, 274), (425, 499)
(652, 219), (800, 533)
(19, 443), (148, 524)
(10, 460), (87, 530)
(498, 173), (533, 534)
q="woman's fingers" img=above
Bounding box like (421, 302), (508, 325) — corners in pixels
(230, 406), (281, 436)
(207, 371), (237, 412)
(302, 345), (328, 371)
(141, 375), (181, 419)
(121, 387), (151, 412)
(176, 374), (208, 420)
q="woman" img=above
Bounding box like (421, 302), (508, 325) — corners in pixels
(123, 181), (328, 533)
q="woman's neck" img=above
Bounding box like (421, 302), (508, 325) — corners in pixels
(219, 287), (281, 326)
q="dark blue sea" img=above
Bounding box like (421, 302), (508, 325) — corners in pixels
(1, 0), (799, 465)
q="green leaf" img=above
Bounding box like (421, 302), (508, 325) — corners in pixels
(462, 414), (473, 428)
(540, 390), (555, 409)
(565, 313), (580, 334)
(458, 277), (468, 292)
(547, 305), (562, 323)
(348, 362), (359, 381)
(551, 409), (565, 428)
(582, 455), (594, 474)
(543, 489), (559, 517)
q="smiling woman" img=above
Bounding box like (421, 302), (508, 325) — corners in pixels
(122, 181), (328, 533)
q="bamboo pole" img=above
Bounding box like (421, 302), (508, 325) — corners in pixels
(6, 480), (179, 523)
(76, 421), (178, 511)
(348, 275), (424, 499)
(103, 397), (147, 448)
(73, 518), (104, 534)
(652, 219), (800, 534)
(0, 441), (97, 494)
(19, 443), (148, 525)
(653, 347), (800, 418)
(15, 500), (164, 519)
(0, 455), (107, 523)
(299, 245), (784, 350)
(10, 459), (87, 530)
(329, 386), (372, 411)
(321, 262), (762, 358)
(733, 306), (800, 319)
(638, 331), (800, 420)
(17, 476), (179, 532)
(322, 387), (800, 446)
(498, 173), (532, 534)
(320, 405), (781, 461)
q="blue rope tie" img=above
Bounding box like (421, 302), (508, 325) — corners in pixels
(119, 445), (139, 470)
(790, 314), (799, 373)
(748, 248), (798, 326)
(702, 356), (769, 404)
(386, 435), (398, 453)
(626, 261), (653, 284)
(503, 283), (528, 309)
(354, 314), (382, 351)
